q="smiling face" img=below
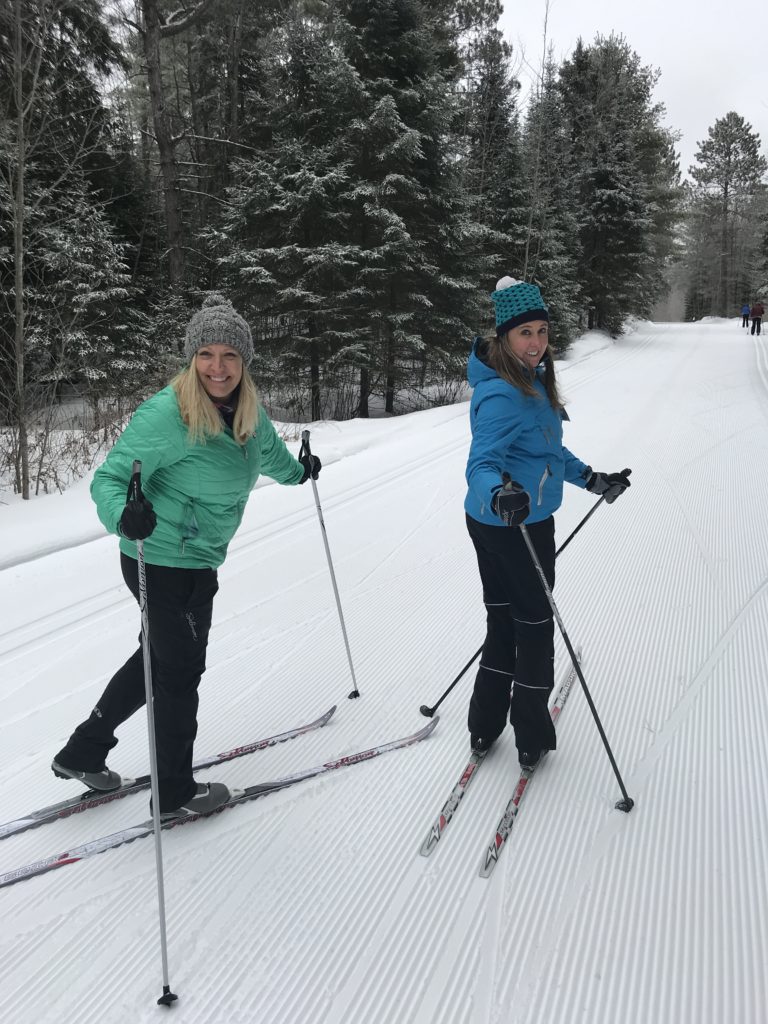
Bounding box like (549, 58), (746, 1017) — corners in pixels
(194, 344), (244, 401)
(502, 320), (550, 370)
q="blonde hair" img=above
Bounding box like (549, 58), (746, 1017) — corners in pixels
(171, 361), (261, 444)
(484, 332), (564, 409)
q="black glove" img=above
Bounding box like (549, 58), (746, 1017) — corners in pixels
(119, 497), (157, 540)
(585, 469), (631, 504)
(299, 452), (322, 484)
(491, 479), (530, 526)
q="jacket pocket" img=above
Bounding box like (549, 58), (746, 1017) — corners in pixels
(180, 500), (200, 555)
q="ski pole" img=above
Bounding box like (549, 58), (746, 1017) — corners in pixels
(300, 431), (361, 700)
(130, 461), (179, 1007)
(513, 497), (634, 812)
(418, 494), (617, 718)
(419, 647), (482, 718)
(555, 469), (631, 557)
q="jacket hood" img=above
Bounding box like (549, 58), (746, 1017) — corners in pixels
(467, 336), (497, 388)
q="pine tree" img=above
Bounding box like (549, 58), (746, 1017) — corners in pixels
(520, 56), (583, 348)
(0, 0), (136, 496)
(211, 9), (368, 419)
(557, 35), (681, 334)
(457, 1), (527, 321)
(687, 112), (767, 316)
(334, 0), (476, 413)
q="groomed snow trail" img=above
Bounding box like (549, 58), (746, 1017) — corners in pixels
(1, 321), (767, 1023)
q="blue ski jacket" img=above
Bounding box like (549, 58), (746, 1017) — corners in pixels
(464, 338), (590, 526)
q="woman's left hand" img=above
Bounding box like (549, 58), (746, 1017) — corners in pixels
(586, 469), (631, 503)
(299, 452), (322, 483)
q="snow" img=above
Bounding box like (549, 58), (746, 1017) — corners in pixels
(2, 319), (768, 1023)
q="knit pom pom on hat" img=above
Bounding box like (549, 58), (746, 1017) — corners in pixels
(492, 276), (549, 336)
(184, 292), (254, 365)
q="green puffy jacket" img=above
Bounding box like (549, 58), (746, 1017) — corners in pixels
(91, 386), (304, 568)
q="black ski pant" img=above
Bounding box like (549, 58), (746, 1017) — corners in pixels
(466, 514), (557, 755)
(56, 554), (218, 812)
(751, 317), (762, 335)
(742, 314), (750, 327)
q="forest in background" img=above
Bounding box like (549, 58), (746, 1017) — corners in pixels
(1, 0), (767, 497)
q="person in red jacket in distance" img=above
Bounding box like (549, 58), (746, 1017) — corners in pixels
(750, 301), (764, 336)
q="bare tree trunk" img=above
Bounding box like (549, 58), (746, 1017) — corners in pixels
(358, 367), (369, 418)
(522, 1), (551, 280)
(717, 185), (730, 317)
(138, 0), (217, 288)
(384, 328), (395, 414)
(13, 0), (29, 497)
(309, 338), (321, 420)
(140, 0), (186, 287)
(186, 36), (205, 232)
(227, 0), (245, 142)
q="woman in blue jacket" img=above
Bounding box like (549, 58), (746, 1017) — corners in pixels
(464, 277), (630, 769)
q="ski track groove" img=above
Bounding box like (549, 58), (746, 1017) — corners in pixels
(0, 428), (467, 670)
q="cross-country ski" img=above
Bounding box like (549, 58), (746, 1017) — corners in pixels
(479, 656), (579, 877)
(0, 705), (336, 841)
(0, 717), (437, 890)
(419, 656), (579, 860)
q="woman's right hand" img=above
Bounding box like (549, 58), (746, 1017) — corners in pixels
(491, 480), (530, 526)
(119, 497), (157, 540)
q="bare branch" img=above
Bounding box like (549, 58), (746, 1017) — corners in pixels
(160, 0), (217, 38)
(178, 188), (234, 207)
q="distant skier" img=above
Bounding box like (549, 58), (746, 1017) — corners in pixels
(741, 303), (751, 328)
(750, 301), (764, 336)
(52, 294), (322, 819)
(463, 276), (630, 770)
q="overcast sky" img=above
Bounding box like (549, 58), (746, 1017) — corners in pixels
(500, 0), (768, 177)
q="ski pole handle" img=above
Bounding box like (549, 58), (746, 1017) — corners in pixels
(300, 430), (319, 477)
(500, 472), (527, 493)
(300, 429), (314, 464)
(130, 459), (143, 503)
(501, 472), (526, 496)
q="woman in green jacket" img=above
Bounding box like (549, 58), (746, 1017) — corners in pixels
(52, 294), (321, 818)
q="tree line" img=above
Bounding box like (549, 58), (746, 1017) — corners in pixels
(1, 0), (766, 497)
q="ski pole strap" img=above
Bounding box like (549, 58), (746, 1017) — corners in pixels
(501, 471), (523, 493)
(299, 429), (317, 474)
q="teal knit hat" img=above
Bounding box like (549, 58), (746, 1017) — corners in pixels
(491, 276), (549, 336)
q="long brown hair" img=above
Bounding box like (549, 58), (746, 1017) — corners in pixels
(484, 332), (564, 409)
(171, 361), (261, 444)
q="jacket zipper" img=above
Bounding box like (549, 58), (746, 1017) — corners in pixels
(537, 464), (551, 506)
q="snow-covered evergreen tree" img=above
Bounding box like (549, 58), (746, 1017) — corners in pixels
(210, 9), (367, 419)
(520, 57), (583, 348)
(0, 0), (142, 495)
(333, 0), (477, 413)
(557, 35), (681, 335)
(685, 112), (767, 316)
(450, 0), (532, 341)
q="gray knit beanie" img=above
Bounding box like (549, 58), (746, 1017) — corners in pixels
(184, 293), (254, 365)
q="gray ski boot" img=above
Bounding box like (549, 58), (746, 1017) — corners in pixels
(52, 760), (122, 791)
(159, 782), (232, 820)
